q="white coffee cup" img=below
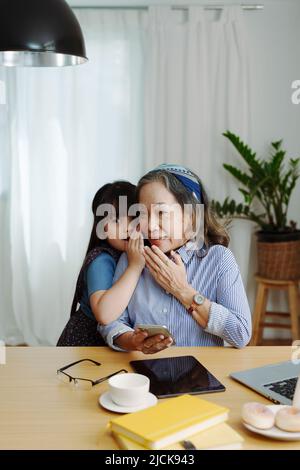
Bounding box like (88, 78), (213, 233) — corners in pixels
(108, 373), (150, 407)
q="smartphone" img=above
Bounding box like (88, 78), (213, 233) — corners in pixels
(136, 324), (176, 345)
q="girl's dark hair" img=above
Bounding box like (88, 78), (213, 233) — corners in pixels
(86, 180), (137, 254)
(69, 180), (137, 317)
(136, 169), (230, 251)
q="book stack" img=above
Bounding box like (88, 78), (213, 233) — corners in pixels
(109, 394), (243, 450)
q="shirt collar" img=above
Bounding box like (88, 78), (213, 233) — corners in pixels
(174, 240), (205, 264)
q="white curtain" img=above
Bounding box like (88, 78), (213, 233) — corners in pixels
(144, 5), (256, 309)
(0, 5), (256, 345)
(0, 77), (19, 344)
(0, 9), (145, 345)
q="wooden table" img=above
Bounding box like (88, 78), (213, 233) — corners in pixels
(0, 346), (298, 450)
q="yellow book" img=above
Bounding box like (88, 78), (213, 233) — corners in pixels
(112, 423), (243, 450)
(108, 394), (229, 450)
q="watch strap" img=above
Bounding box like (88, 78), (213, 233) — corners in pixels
(188, 302), (197, 315)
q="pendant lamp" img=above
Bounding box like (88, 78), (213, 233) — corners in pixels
(0, 0), (88, 67)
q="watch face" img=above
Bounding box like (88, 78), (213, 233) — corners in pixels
(194, 293), (204, 305)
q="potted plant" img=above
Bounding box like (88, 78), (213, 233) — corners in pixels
(211, 130), (300, 280)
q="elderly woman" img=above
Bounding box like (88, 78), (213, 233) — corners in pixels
(99, 163), (252, 353)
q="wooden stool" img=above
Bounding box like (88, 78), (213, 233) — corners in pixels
(251, 275), (300, 345)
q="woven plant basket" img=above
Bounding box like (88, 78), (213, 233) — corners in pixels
(257, 239), (300, 280)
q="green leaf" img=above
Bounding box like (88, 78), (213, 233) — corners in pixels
(223, 164), (252, 187)
(223, 130), (264, 176)
(238, 188), (252, 205)
(271, 140), (283, 151)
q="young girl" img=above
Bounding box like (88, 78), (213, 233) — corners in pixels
(57, 181), (145, 346)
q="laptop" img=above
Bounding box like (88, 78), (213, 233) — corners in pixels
(230, 361), (300, 405)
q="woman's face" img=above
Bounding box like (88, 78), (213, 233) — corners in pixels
(138, 181), (191, 253)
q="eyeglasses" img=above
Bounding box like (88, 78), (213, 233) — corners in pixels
(57, 358), (128, 391)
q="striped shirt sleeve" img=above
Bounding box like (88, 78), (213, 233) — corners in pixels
(204, 247), (252, 348)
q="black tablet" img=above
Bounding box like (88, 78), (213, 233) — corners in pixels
(130, 355), (225, 398)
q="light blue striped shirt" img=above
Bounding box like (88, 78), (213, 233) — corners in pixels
(98, 243), (252, 350)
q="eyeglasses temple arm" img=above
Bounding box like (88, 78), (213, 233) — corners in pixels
(93, 369), (128, 385)
(58, 358), (101, 372)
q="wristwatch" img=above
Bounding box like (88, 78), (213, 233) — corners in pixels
(188, 293), (205, 314)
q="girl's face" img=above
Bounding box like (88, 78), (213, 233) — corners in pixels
(138, 181), (192, 253)
(105, 215), (131, 252)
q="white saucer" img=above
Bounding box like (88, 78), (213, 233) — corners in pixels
(243, 405), (300, 441)
(99, 391), (158, 413)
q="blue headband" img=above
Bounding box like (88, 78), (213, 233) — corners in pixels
(153, 163), (202, 202)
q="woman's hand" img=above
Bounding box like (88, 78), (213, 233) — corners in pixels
(143, 245), (189, 299)
(142, 245), (210, 329)
(132, 329), (173, 354)
(127, 231), (145, 272)
(115, 329), (173, 354)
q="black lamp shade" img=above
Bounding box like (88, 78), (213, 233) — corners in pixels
(0, 0), (88, 67)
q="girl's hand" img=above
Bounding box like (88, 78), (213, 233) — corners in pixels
(143, 245), (189, 299)
(127, 231), (145, 272)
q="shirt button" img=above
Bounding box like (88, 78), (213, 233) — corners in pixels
(163, 308), (168, 313)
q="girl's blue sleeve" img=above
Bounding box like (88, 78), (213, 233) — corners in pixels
(97, 252), (134, 351)
(86, 253), (116, 297)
